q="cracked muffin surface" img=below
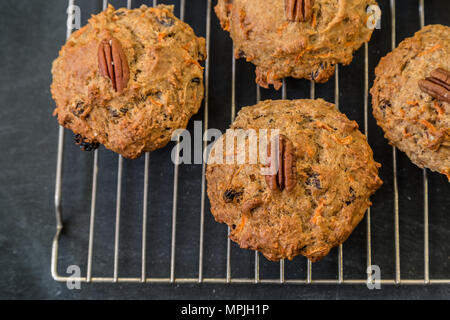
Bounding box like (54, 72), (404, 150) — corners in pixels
(215, 0), (378, 89)
(206, 99), (382, 262)
(371, 24), (450, 180)
(51, 4), (206, 158)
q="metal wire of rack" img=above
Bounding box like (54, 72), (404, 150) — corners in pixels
(51, 0), (450, 285)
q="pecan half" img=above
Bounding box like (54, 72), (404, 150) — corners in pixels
(285, 0), (314, 22)
(98, 37), (130, 93)
(265, 134), (296, 192)
(418, 68), (450, 103)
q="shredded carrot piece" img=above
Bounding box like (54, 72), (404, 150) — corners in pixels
(420, 119), (437, 133)
(402, 127), (413, 138)
(417, 44), (441, 57)
(182, 43), (191, 51)
(315, 121), (333, 131)
(444, 173), (450, 182)
(331, 134), (353, 145)
(303, 143), (315, 158)
(442, 168), (450, 182)
(310, 214), (320, 225)
(277, 22), (289, 34)
(297, 140), (315, 158)
(149, 97), (163, 107)
(311, 13), (317, 28)
(406, 101), (419, 106)
(295, 47), (310, 62)
(295, 52), (304, 62)
(186, 59), (204, 70)
(316, 53), (333, 59)
(158, 32), (167, 42)
(229, 166), (243, 184)
(433, 101), (445, 116)
(364, 15), (369, 25)
(311, 199), (326, 225)
(351, 121), (359, 129)
(235, 214), (248, 233)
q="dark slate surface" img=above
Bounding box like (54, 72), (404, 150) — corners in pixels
(0, 0), (449, 299)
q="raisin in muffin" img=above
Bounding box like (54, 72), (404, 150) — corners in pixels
(215, 0), (378, 89)
(51, 5), (206, 158)
(371, 24), (450, 180)
(206, 99), (382, 262)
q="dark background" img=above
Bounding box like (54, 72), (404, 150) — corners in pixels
(1, 0), (449, 299)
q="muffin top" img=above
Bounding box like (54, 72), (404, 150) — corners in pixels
(51, 5), (206, 158)
(206, 99), (382, 262)
(371, 24), (450, 180)
(215, 0), (378, 89)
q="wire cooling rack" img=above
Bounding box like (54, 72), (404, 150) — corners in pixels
(52, 0), (450, 285)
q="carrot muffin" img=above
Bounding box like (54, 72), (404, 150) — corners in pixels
(51, 5), (206, 158)
(371, 24), (450, 180)
(206, 99), (382, 262)
(215, 0), (379, 89)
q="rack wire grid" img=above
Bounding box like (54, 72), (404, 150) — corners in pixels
(52, 0), (450, 285)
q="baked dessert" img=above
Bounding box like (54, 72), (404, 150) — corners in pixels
(215, 0), (378, 89)
(206, 99), (382, 262)
(51, 4), (206, 158)
(371, 24), (450, 180)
